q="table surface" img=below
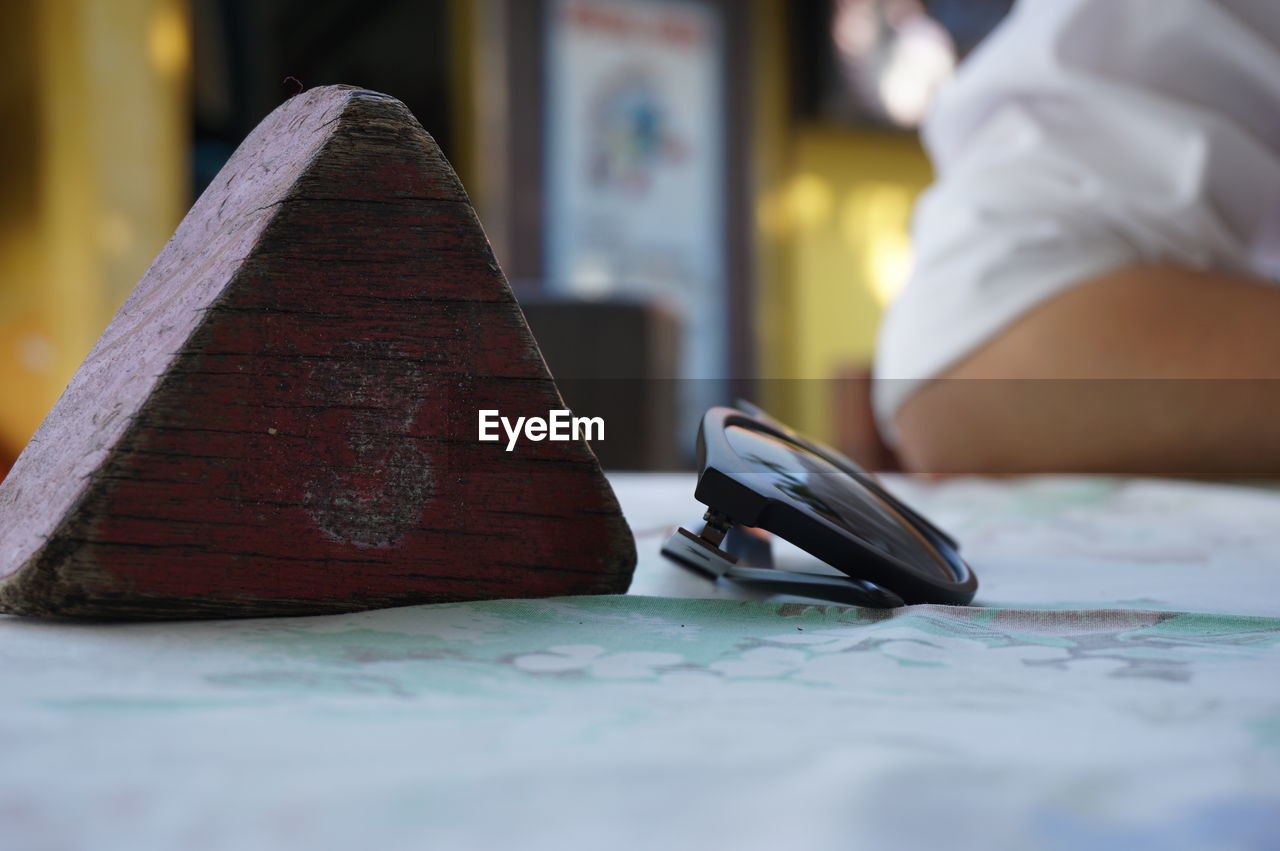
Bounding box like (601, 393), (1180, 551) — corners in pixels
(3, 474), (1279, 851)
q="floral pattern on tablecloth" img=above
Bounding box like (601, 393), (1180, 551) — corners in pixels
(4, 594), (1278, 850)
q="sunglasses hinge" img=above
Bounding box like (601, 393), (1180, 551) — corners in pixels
(700, 509), (734, 547)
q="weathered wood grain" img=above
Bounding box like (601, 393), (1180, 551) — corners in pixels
(0, 85), (636, 619)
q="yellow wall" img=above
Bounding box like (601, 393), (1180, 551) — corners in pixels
(0, 0), (926, 463)
(0, 0), (189, 462)
(759, 126), (933, 440)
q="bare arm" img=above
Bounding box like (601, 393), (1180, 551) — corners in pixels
(895, 265), (1280, 476)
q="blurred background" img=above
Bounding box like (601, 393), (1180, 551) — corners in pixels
(0, 0), (1013, 475)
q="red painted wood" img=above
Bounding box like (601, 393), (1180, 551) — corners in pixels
(0, 86), (635, 619)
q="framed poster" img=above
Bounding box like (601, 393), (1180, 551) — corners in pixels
(544, 0), (728, 412)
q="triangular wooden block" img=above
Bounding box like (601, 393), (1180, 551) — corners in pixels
(0, 86), (635, 619)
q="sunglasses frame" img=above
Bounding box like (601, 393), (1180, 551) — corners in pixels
(669, 403), (977, 607)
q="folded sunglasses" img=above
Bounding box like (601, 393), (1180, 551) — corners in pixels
(661, 402), (978, 608)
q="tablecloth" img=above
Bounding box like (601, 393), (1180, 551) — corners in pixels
(3, 474), (1278, 851)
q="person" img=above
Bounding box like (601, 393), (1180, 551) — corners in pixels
(873, 0), (1280, 476)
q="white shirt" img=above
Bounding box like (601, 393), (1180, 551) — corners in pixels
(873, 0), (1280, 436)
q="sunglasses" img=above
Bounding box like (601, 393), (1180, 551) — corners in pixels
(661, 402), (978, 608)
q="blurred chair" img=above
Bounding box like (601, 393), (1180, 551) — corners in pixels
(518, 297), (685, 471)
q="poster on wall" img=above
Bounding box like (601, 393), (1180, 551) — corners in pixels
(544, 0), (727, 412)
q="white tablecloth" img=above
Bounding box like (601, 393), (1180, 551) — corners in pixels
(3, 475), (1278, 851)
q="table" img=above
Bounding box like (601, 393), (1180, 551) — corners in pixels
(3, 474), (1278, 850)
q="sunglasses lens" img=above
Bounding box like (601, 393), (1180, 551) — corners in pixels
(723, 424), (955, 580)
